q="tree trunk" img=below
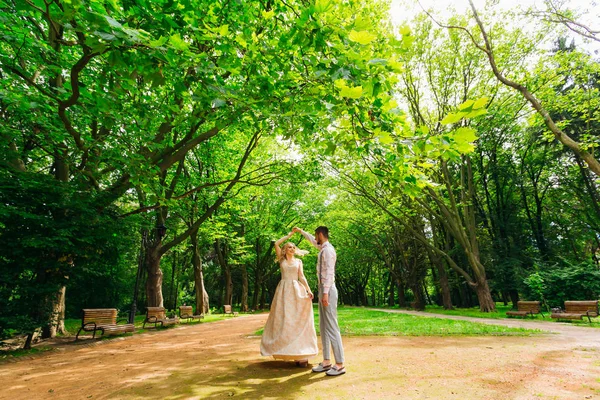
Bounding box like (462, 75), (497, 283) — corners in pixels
(42, 285), (66, 338)
(260, 283), (266, 309)
(509, 290), (520, 310)
(191, 231), (209, 314)
(252, 277), (260, 310)
(169, 252), (177, 310)
(388, 275), (395, 306)
(411, 284), (425, 310)
(397, 279), (406, 307)
(474, 278), (496, 312)
(130, 230), (147, 323)
(145, 245), (164, 308)
(215, 239), (233, 306)
(241, 264), (249, 312)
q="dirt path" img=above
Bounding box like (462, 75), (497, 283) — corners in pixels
(1, 312), (599, 400)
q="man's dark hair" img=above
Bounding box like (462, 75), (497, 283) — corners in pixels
(315, 226), (329, 239)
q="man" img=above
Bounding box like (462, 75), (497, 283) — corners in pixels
(293, 226), (345, 376)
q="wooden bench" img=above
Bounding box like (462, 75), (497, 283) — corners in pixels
(506, 301), (544, 318)
(179, 305), (204, 322)
(76, 308), (134, 340)
(224, 305), (238, 317)
(551, 300), (599, 323)
(143, 307), (180, 329)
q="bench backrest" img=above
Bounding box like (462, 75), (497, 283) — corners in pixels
(82, 308), (118, 325)
(517, 301), (541, 313)
(179, 306), (193, 316)
(146, 306), (167, 319)
(224, 305), (232, 314)
(564, 301), (599, 316)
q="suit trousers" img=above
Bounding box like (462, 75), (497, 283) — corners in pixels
(318, 284), (344, 363)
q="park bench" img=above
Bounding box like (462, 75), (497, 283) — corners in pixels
(179, 305), (204, 322)
(143, 307), (180, 329)
(75, 308), (134, 340)
(224, 304), (238, 317)
(551, 300), (599, 323)
(506, 301), (544, 318)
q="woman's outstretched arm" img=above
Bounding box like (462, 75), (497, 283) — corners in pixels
(274, 231), (293, 261)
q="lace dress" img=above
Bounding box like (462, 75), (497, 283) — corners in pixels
(260, 258), (318, 360)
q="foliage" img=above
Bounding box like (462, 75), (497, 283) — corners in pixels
(0, 169), (135, 338)
(523, 260), (600, 308)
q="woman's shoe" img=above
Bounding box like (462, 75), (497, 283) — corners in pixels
(295, 360), (309, 367)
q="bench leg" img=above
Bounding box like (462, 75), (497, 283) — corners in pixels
(76, 327), (83, 340)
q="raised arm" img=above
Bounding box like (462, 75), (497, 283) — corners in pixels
(274, 231), (293, 261)
(297, 260), (314, 299)
(294, 227), (319, 249)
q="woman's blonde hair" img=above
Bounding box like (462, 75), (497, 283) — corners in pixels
(277, 242), (309, 263)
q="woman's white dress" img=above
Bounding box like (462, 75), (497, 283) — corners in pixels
(260, 258), (318, 360)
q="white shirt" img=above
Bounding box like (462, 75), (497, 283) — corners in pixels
(301, 231), (336, 294)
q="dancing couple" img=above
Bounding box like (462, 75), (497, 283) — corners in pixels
(259, 226), (346, 376)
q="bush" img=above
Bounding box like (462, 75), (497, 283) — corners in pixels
(523, 259), (600, 308)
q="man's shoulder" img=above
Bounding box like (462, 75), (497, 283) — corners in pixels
(324, 242), (336, 253)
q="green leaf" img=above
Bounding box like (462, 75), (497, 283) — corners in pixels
(441, 112), (466, 125)
(464, 108), (488, 119)
(212, 98), (226, 108)
(169, 33), (189, 51)
(339, 85), (363, 99)
(150, 36), (169, 47)
(219, 25), (229, 36)
(314, 0), (333, 13)
(348, 30), (377, 45)
(458, 99), (475, 110)
(473, 97), (489, 109)
(454, 127), (478, 144)
(105, 15), (122, 29)
(262, 10), (275, 19)
(378, 131), (395, 145)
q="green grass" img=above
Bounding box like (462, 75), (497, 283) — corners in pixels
(414, 303), (600, 328)
(0, 346), (54, 361)
(255, 305), (540, 336)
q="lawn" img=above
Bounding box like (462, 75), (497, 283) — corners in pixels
(255, 305), (540, 336)
(415, 303), (600, 328)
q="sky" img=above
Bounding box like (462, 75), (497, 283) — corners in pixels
(389, 0), (600, 54)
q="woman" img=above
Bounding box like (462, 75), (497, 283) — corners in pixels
(260, 231), (318, 367)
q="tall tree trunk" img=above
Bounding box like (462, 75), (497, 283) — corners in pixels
(215, 239), (233, 306)
(252, 277), (260, 310)
(191, 231), (209, 314)
(509, 290), (520, 310)
(388, 275), (395, 306)
(145, 244), (164, 308)
(169, 252), (177, 310)
(411, 283), (425, 310)
(41, 11), (68, 340)
(241, 264), (249, 312)
(260, 283), (266, 309)
(397, 279), (406, 307)
(474, 277), (496, 312)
